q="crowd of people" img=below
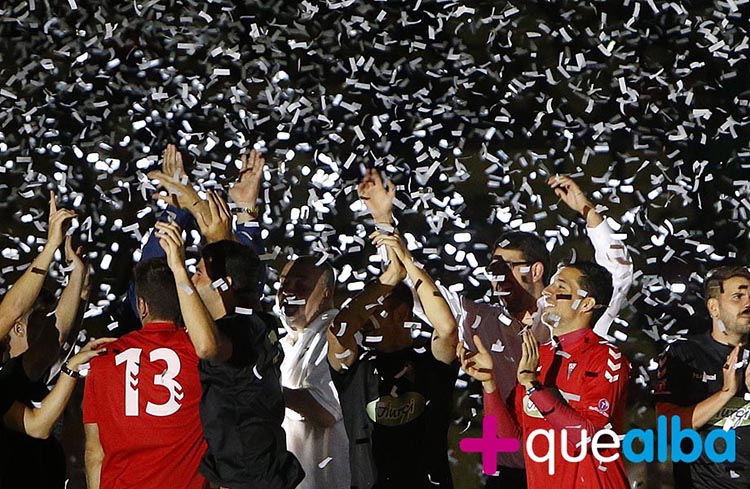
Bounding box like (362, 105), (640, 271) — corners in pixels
(0, 144), (748, 489)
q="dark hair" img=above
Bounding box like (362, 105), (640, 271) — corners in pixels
(704, 265), (750, 303)
(492, 231), (551, 283)
(201, 240), (263, 308)
(24, 288), (56, 346)
(133, 258), (181, 324)
(384, 282), (414, 315)
(560, 261), (613, 324)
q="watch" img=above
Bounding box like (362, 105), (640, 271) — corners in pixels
(525, 380), (543, 397)
(61, 362), (81, 379)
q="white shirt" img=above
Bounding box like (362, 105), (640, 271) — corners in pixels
(280, 309), (351, 489)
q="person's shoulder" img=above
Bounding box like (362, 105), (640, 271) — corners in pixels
(661, 335), (708, 362)
(581, 333), (629, 369)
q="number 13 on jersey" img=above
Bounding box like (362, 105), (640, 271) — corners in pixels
(115, 347), (185, 417)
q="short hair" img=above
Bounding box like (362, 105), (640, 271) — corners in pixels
(492, 231), (551, 283)
(133, 258), (181, 324)
(383, 282), (414, 316)
(286, 255), (335, 293)
(26, 288), (56, 345)
(561, 261), (613, 324)
(202, 240), (262, 307)
(704, 265), (750, 303)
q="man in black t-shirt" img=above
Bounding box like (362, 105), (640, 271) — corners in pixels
(655, 265), (750, 488)
(157, 223), (303, 489)
(328, 231), (459, 488)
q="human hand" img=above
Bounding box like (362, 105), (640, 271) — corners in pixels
(66, 337), (117, 371)
(358, 168), (395, 224)
(548, 175), (594, 217)
(64, 235), (85, 272)
(46, 191), (77, 251)
(154, 221), (187, 273)
(148, 145), (209, 218)
(517, 329), (540, 388)
(196, 190), (233, 243)
(229, 149), (265, 209)
(370, 231), (410, 264)
(458, 335), (496, 389)
(723, 343), (743, 396)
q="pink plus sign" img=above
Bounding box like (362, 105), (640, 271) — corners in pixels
(459, 415), (521, 475)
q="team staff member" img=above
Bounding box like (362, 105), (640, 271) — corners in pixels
(655, 265), (750, 488)
(460, 261), (630, 489)
(83, 259), (208, 489)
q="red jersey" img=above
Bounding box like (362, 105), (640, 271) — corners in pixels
(83, 322), (207, 489)
(488, 328), (630, 488)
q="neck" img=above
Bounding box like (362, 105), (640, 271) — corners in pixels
(551, 319), (590, 337)
(711, 324), (746, 347)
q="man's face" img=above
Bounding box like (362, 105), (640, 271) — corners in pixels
(540, 267), (588, 327)
(713, 277), (750, 336)
(488, 247), (536, 300)
(191, 258), (226, 319)
(277, 260), (329, 331)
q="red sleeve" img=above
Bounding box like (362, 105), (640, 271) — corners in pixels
(82, 357), (102, 425)
(484, 385), (522, 440)
(530, 346), (630, 450)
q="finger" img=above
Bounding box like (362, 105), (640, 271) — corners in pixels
(215, 192), (231, 217)
(175, 149), (183, 169)
(240, 153), (249, 172)
(50, 190), (58, 214)
(386, 179), (396, 198)
(473, 335), (489, 355)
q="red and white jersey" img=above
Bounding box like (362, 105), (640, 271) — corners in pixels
(83, 322), (207, 489)
(512, 328), (630, 489)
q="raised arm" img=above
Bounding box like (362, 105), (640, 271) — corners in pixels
(372, 232), (458, 364)
(0, 193), (75, 341)
(549, 175), (634, 337)
(155, 221), (233, 361)
(54, 236), (87, 345)
(3, 338), (113, 439)
(328, 246), (406, 372)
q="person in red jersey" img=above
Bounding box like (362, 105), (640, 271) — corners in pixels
(460, 261), (630, 489)
(82, 258), (207, 489)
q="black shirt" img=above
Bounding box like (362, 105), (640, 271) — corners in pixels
(332, 346), (458, 489)
(199, 312), (304, 489)
(655, 334), (750, 488)
(0, 355), (66, 489)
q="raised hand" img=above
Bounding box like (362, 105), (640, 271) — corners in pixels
(154, 221), (187, 273)
(370, 230), (410, 265)
(229, 149), (265, 208)
(66, 337), (117, 371)
(548, 175), (594, 217)
(723, 343), (743, 396)
(196, 190), (233, 243)
(64, 236), (85, 271)
(47, 191), (77, 251)
(358, 168), (395, 224)
(148, 145), (209, 218)
(458, 335), (495, 385)
(380, 240), (407, 286)
(517, 329), (540, 388)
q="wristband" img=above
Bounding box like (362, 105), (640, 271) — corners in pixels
(61, 362), (81, 379)
(525, 380), (543, 397)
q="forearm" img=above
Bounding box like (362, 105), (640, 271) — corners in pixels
(404, 260), (456, 339)
(172, 268), (225, 360)
(55, 268), (85, 344)
(283, 387), (336, 427)
(0, 246), (56, 339)
(85, 448), (103, 489)
(24, 374), (77, 438)
(483, 384), (522, 439)
(527, 389), (598, 447)
(334, 280), (395, 346)
(691, 391), (734, 430)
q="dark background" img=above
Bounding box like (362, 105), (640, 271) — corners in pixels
(1, 0), (750, 486)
